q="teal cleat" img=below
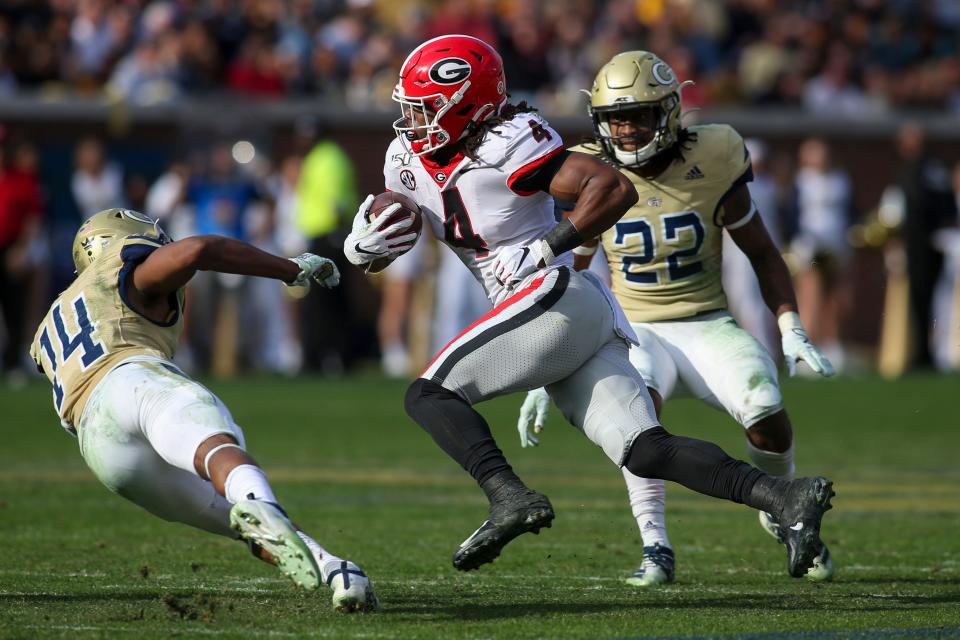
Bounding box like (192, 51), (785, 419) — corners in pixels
(230, 500), (321, 591)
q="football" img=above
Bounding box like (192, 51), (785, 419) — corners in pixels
(366, 191), (422, 272)
(368, 191), (422, 239)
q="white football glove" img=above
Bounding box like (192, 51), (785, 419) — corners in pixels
(343, 194), (419, 266)
(517, 387), (550, 448)
(493, 242), (547, 290)
(778, 311), (835, 377)
(287, 253), (340, 289)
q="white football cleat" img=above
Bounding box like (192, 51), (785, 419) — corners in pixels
(625, 543), (675, 587)
(230, 500), (321, 591)
(322, 559), (379, 613)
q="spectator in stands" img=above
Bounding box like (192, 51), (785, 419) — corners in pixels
(293, 118), (371, 373)
(378, 237), (428, 378)
(803, 44), (871, 116)
(894, 122), (957, 368)
(0, 137), (45, 385)
(107, 33), (182, 104)
(264, 153), (309, 373)
(181, 141), (269, 373)
(71, 136), (124, 220)
(2, 0), (959, 114)
(790, 137), (854, 372)
(227, 35), (288, 97)
(145, 158), (192, 238)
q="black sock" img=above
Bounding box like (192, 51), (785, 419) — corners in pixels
(624, 426), (780, 507)
(405, 379), (520, 494)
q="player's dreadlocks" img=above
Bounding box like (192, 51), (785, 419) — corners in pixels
(462, 101), (539, 160)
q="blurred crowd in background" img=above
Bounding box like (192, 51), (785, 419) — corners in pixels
(2, 0), (960, 114)
(2, 118), (959, 386)
(1, 0), (960, 388)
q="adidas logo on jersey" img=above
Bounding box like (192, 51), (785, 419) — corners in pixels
(684, 165), (705, 180)
(647, 197), (662, 207)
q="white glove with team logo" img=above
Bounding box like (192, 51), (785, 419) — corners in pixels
(517, 387), (551, 448)
(287, 253), (340, 289)
(343, 194), (418, 266)
(493, 242), (547, 290)
(778, 311), (835, 377)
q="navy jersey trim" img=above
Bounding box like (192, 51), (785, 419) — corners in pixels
(117, 244), (181, 328)
(712, 164), (755, 227)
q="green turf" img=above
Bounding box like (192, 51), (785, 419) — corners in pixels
(1, 374), (959, 639)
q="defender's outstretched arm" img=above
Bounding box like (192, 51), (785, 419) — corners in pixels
(132, 235), (333, 298)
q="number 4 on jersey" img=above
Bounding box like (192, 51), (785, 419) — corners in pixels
(441, 188), (488, 257)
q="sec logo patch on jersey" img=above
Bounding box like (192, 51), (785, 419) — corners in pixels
(400, 170), (416, 190)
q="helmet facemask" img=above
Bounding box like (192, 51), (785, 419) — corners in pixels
(593, 93), (680, 168)
(392, 80), (474, 157)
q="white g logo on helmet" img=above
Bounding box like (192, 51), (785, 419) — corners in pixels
(429, 58), (472, 84)
(651, 61), (675, 86)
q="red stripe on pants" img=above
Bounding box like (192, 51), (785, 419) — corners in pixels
(421, 274), (548, 377)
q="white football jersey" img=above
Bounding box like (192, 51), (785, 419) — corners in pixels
(383, 112), (571, 306)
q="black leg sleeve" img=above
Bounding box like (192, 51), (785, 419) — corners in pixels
(624, 426), (786, 512)
(405, 379), (521, 493)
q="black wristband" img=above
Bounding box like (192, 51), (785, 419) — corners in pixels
(542, 218), (585, 262)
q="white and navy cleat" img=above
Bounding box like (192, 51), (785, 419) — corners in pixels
(323, 559), (379, 613)
(625, 543), (675, 587)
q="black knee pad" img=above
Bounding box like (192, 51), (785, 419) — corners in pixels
(624, 426), (671, 479)
(404, 378), (453, 418)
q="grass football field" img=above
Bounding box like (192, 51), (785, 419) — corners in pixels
(1, 374), (959, 639)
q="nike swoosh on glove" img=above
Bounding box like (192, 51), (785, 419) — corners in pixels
(493, 242), (547, 290)
(343, 194), (418, 266)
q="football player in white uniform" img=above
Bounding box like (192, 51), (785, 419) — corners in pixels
(344, 35), (835, 577)
(517, 52), (835, 585)
(31, 208), (376, 612)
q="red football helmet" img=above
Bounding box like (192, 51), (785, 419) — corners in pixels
(393, 34), (507, 157)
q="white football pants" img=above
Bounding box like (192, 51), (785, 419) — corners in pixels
(622, 311), (790, 549)
(423, 267), (660, 465)
(78, 357), (245, 537)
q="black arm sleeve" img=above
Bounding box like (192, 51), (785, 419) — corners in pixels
(511, 150), (572, 195)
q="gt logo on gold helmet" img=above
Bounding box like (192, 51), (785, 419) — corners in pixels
(587, 51), (690, 167)
(72, 208), (170, 275)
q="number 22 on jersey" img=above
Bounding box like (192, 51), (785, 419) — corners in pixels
(37, 295), (106, 411)
(613, 211), (705, 285)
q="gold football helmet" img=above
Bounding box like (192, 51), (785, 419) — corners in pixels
(587, 51), (689, 167)
(72, 208), (169, 275)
